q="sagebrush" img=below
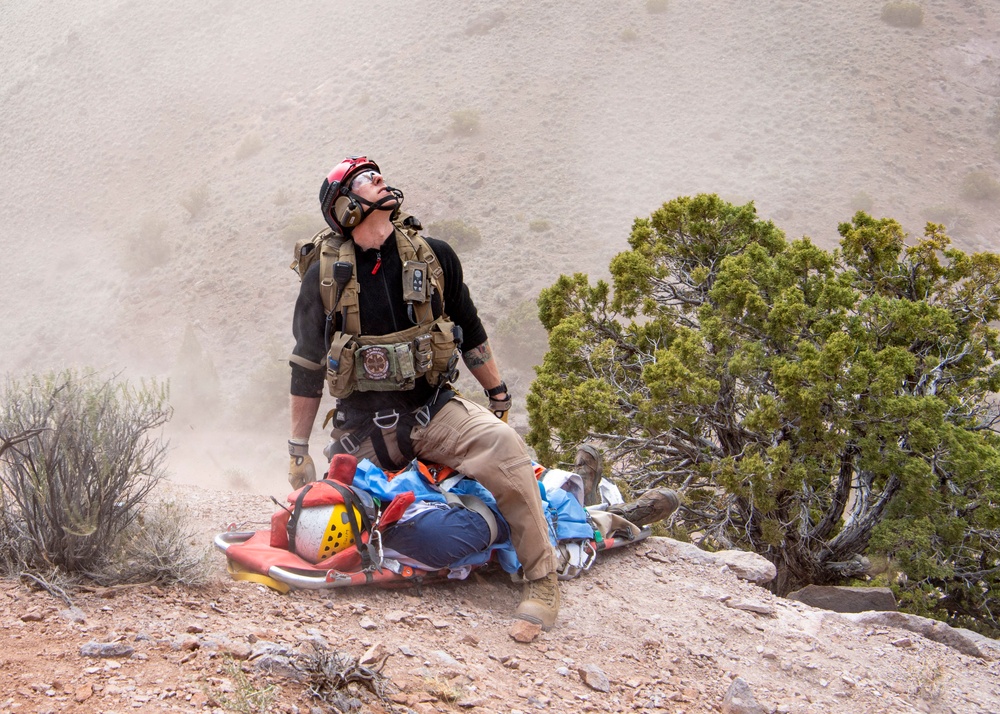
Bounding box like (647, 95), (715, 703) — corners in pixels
(881, 2), (923, 28)
(426, 219), (482, 251)
(0, 371), (189, 582)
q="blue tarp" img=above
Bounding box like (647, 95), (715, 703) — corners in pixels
(351, 458), (596, 573)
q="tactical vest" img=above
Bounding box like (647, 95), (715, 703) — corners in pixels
(292, 220), (460, 399)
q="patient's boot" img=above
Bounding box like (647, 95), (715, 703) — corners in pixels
(609, 488), (680, 528)
(573, 445), (604, 507)
(514, 571), (560, 630)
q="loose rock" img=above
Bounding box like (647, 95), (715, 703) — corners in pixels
(721, 677), (765, 714)
(578, 664), (610, 693)
(79, 641), (135, 659)
(509, 619), (542, 643)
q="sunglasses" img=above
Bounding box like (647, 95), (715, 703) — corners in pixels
(350, 170), (381, 190)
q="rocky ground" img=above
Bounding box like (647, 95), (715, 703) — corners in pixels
(1, 481), (1000, 714)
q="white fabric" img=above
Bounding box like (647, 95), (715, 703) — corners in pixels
(541, 468), (585, 505)
(599, 478), (624, 506)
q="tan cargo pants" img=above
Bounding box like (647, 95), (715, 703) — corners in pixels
(328, 396), (558, 580)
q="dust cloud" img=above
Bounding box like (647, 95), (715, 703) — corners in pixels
(2, 1), (999, 494)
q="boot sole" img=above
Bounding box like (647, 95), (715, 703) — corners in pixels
(610, 490), (680, 528)
(514, 613), (555, 631)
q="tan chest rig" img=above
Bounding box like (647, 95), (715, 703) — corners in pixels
(316, 228), (460, 399)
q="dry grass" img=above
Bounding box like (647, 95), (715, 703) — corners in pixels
(121, 214), (171, 274)
(450, 108), (481, 135)
(960, 170), (1000, 202)
(881, 2), (924, 28)
(426, 218), (482, 250)
(179, 184), (210, 219)
(234, 132), (263, 161)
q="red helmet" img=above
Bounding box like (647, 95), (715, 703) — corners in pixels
(319, 156), (381, 234)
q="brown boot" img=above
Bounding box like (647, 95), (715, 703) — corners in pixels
(608, 488), (680, 528)
(573, 445), (604, 507)
(514, 572), (560, 630)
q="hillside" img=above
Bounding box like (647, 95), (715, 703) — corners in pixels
(3, 1), (1000, 711)
(3, 0), (1000, 487)
(1, 481), (999, 714)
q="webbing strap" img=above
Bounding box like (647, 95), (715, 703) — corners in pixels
(335, 240), (361, 334)
(443, 492), (500, 546)
(284, 480), (375, 570)
(337, 390), (456, 472)
(325, 227), (443, 336)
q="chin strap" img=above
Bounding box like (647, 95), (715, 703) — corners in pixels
(348, 186), (404, 225)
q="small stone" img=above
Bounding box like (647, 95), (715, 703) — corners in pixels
(578, 664), (610, 693)
(186, 624), (204, 634)
(721, 677), (765, 714)
(79, 641), (135, 659)
(20, 609), (44, 622)
(361, 642), (386, 665)
(358, 617), (378, 630)
(217, 641), (252, 661)
(509, 619), (542, 643)
(385, 610), (411, 623)
(73, 684), (93, 703)
(891, 637), (914, 648)
(459, 634), (479, 646)
(431, 619), (450, 629)
(398, 645), (416, 657)
(59, 607), (87, 624)
(726, 600), (776, 617)
(432, 650), (461, 668)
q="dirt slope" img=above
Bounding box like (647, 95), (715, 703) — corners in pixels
(3, 1), (1000, 712)
(2, 481), (999, 714)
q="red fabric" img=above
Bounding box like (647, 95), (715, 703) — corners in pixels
(327, 454), (358, 484)
(268, 479), (356, 549)
(228, 531), (319, 573)
(230, 530), (367, 574)
(380, 492), (415, 526)
(270, 508), (291, 549)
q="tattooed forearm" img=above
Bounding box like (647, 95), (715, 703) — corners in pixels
(462, 342), (494, 369)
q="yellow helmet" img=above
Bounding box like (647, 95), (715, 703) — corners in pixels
(293, 502), (364, 563)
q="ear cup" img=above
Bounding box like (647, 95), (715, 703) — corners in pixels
(334, 195), (363, 228)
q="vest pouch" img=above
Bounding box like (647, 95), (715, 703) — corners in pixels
(412, 333), (433, 375)
(326, 333), (357, 398)
(426, 318), (460, 387)
(355, 343), (417, 392)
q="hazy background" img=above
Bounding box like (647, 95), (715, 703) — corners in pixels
(2, 0), (999, 491)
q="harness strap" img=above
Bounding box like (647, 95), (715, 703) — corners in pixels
(285, 482), (315, 549)
(337, 389), (456, 471)
(443, 492), (499, 546)
(322, 479), (375, 570)
(394, 389), (455, 465)
(285, 480), (376, 570)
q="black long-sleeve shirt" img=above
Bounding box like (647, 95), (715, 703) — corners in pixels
(290, 233), (488, 413)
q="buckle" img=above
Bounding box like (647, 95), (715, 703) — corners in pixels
(339, 434), (361, 454)
(373, 410), (400, 430)
(413, 405), (431, 427)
